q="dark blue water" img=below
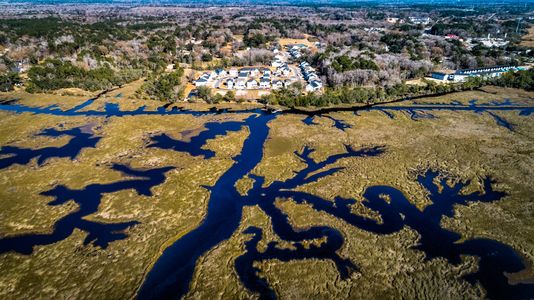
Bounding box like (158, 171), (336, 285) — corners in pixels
(0, 164), (174, 254)
(367, 98), (534, 131)
(139, 115), (534, 300)
(148, 121), (244, 159)
(66, 99), (95, 112)
(232, 169), (534, 300)
(488, 112), (515, 131)
(296, 98), (531, 132)
(407, 109), (436, 120)
(301, 115), (350, 131)
(0, 99), (533, 299)
(137, 114), (276, 299)
(379, 110), (395, 119)
(0, 126), (100, 169)
(0, 97), (531, 131)
(0, 100), (266, 117)
(302, 115), (318, 125)
(324, 115), (351, 131)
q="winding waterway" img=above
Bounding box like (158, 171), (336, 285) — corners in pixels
(0, 98), (533, 299)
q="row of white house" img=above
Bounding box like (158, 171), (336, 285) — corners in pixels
(430, 65), (527, 82)
(224, 77), (296, 90)
(287, 44), (308, 59)
(300, 61), (323, 92)
(195, 67), (272, 87)
(271, 54), (286, 68)
(271, 55), (292, 78)
(409, 16), (431, 25)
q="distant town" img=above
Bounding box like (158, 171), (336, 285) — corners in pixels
(0, 3), (533, 106)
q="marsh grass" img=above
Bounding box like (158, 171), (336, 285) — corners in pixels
(0, 87), (532, 299)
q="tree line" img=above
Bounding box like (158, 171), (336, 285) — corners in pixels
(26, 59), (142, 93)
(259, 70), (534, 107)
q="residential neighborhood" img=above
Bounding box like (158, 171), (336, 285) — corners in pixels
(193, 43), (323, 97)
(0, 2), (532, 106)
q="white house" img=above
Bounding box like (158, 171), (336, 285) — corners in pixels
(195, 77), (208, 87)
(259, 78), (270, 89)
(306, 73), (319, 81)
(304, 66), (315, 73)
(289, 50), (301, 59)
(226, 79), (235, 89)
(294, 44), (308, 50)
(215, 68), (227, 77)
(280, 67), (291, 76)
(195, 73), (210, 87)
(409, 17), (431, 25)
(229, 68), (239, 77)
(272, 80), (284, 90)
(306, 80), (322, 92)
(246, 79), (258, 89)
(207, 71), (216, 80)
(240, 67), (259, 77)
(272, 60), (284, 68)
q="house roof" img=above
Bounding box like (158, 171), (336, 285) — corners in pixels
(455, 65), (518, 75)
